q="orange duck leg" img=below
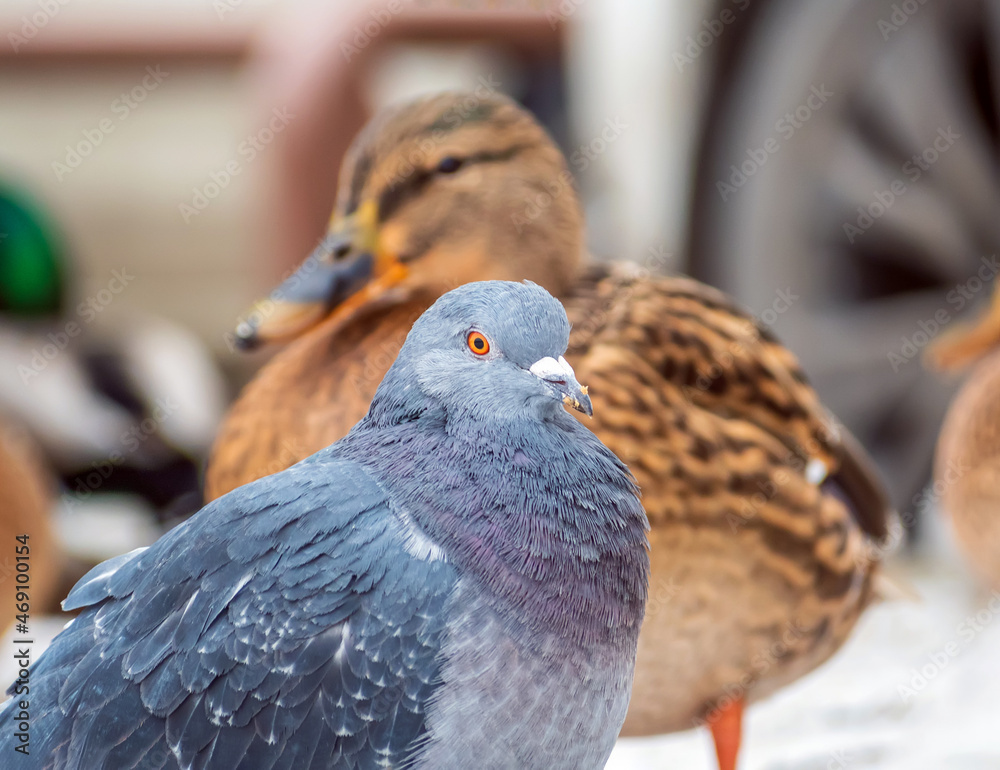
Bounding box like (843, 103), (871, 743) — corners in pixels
(710, 697), (744, 770)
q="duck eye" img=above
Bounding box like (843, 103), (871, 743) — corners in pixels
(436, 156), (463, 174)
(467, 331), (490, 356)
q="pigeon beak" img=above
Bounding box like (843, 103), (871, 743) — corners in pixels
(234, 200), (408, 350)
(529, 355), (593, 417)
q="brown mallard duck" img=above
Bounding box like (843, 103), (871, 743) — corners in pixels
(927, 289), (1000, 589)
(206, 93), (891, 770)
(0, 417), (61, 632)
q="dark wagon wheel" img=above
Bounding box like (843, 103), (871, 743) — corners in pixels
(688, 0), (1000, 517)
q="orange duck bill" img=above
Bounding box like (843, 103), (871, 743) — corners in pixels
(234, 200), (408, 350)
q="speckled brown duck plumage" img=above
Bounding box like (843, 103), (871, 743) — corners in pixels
(206, 93), (892, 770)
(927, 288), (1000, 590)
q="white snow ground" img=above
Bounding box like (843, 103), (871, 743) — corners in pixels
(2, 501), (999, 769)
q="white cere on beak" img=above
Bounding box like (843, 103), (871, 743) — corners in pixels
(529, 355), (577, 381)
(529, 355), (592, 415)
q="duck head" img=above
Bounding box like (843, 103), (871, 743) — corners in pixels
(236, 92), (584, 349)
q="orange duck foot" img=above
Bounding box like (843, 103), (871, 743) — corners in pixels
(710, 697), (744, 770)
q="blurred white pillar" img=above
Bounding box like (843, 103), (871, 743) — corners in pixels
(566, 0), (714, 270)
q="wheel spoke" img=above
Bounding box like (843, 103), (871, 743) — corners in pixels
(823, 132), (980, 280)
(870, 13), (1000, 249)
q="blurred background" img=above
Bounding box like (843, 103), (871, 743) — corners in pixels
(1, 0), (999, 767)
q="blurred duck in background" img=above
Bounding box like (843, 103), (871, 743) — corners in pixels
(206, 92), (893, 770)
(0, 418), (61, 630)
(0, 183), (228, 542)
(928, 286), (1000, 590)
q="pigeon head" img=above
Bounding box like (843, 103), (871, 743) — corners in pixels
(368, 280), (592, 423)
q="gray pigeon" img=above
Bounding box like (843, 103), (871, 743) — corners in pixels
(0, 280), (649, 769)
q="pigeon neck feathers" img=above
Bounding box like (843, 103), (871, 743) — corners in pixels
(341, 403), (649, 649)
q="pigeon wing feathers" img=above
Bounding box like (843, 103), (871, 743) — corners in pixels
(6, 457), (455, 770)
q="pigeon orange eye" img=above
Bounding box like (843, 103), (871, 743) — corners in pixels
(467, 331), (490, 356)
